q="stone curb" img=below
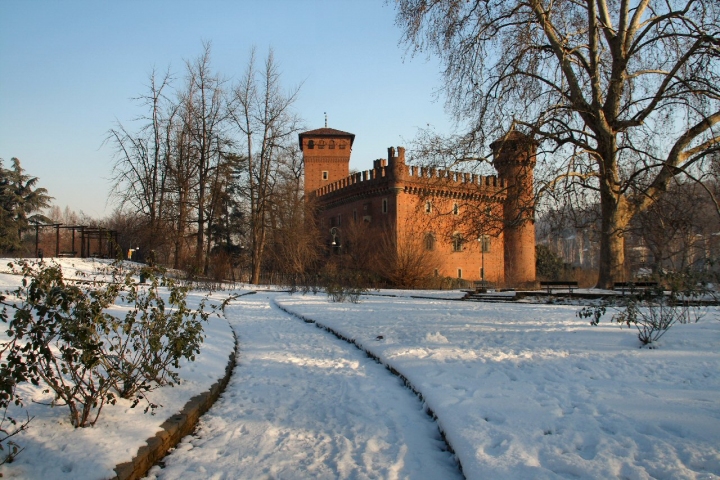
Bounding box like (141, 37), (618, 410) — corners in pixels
(110, 328), (239, 480)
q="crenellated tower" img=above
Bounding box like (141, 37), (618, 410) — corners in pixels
(299, 127), (355, 199)
(491, 131), (538, 287)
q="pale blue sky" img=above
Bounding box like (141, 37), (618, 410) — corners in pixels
(0, 0), (454, 218)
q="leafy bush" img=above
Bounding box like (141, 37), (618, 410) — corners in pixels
(536, 244), (566, 281)
(104, 267), (211, 399)
(0, 355), (32, 466)
(0, 260), (217, 429)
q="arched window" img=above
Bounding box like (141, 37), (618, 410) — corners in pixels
(425, 233), (435, 251)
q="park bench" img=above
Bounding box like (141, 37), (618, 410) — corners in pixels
(473, 280), (495, 293)
(540, 280), (579, 294)
(613, 282), (660, 295)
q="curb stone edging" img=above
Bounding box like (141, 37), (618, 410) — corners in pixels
(111, 327), (239, 480)
(272, 299), (466, 479)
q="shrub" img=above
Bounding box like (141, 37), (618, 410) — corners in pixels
(0, 260), (216, 428)
(578, 272), (712, 346)
(318, 264), (368, 303)
(0, 348), (32, 466)
(104, 267), (211, 400)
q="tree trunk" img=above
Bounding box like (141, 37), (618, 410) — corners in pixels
(597, 175), (630, 289)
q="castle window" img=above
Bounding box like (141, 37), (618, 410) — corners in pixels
(337, 214), (341, 226)
(382, 198), (388, 214)
(329, 140), (336, 149)
(453, 202), (460, 215)
(353, 209), (357, 222)
(457, 268), (463, 279)
(339, 142), (346, 150)
(479, 235), (491, 253)
(434, 269), (439, 277)
(425, 233), (435, 251)
(425, 201), (432, 214)
(452, 233), (464, 252)
(322, 171), (329, 181)
(307, 140), (315, 149)
(318, 140), (326, 149)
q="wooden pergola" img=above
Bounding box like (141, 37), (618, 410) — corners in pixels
(33, 223), (120, 259)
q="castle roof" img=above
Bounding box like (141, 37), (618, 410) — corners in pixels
(489, 130), (538, 149)
(299, 128), (355, 148)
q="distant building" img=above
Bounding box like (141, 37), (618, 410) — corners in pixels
(299, 127), (537, 287)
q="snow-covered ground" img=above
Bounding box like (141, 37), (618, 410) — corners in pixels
(1, 258), (719, 479)
(146, 291), (461, 480)
(275, 294), (720, 479)
(0, 259), (236, 479)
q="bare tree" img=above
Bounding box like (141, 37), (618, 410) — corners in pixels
(108, 68), (176, 254)
(180, 42), (230, 274)
(396, 0), (720, 287)
(264, 148), (322, 276)
(229, 48), (303, 284)
(371, 222), (442, 288)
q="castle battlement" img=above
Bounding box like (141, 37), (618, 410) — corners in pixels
(312, 146), (506, 201)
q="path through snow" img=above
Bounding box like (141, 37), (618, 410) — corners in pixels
(145, 291), (461, 480)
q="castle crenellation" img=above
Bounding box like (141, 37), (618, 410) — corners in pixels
(313, 151), (505, 200)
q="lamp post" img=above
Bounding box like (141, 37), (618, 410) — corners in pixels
(478, 235), (487, 293)
(330, 227), (339, 253)
(477, 206), (492, 293)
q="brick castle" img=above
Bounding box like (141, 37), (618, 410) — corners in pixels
(299, 127), (537, 287)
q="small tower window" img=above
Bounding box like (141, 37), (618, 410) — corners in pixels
(329, 140), (336, 149)
(322, 171), (329, 181)
(453, 202), (460, 215)
(425, 201), (432, 214)
(457, 268), (463, 279)
(353, 209), (357, 222)
(318, 140), (326, 149)
(480, 235), (491, 253)
(382, 198), (388, 214)
(452, 233), (464, 252)
(307, 140), (315, 149)
(425, 233), (435, 251)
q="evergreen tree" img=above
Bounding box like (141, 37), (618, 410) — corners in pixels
(0, 158), (52, 254)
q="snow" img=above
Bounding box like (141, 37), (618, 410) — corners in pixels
(1, 258), (719, 479)
(146, 292), (461, 480)
(274, 295), (720, 480)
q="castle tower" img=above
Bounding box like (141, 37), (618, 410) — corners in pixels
(299, 128), (355, 199)
(491, 131), (537, 287)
